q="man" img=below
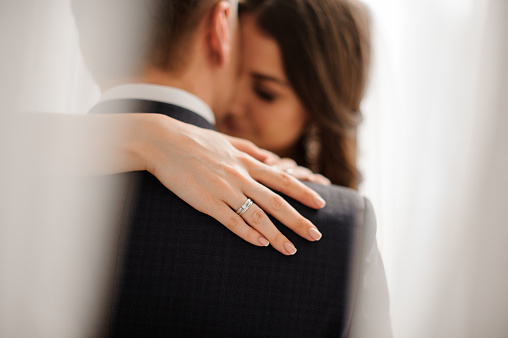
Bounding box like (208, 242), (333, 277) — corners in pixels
(72, 0), (391, 336)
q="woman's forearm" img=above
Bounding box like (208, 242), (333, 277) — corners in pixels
(33, 112), (167, 176)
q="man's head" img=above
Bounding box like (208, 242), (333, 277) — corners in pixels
(72, 0), (240, 114)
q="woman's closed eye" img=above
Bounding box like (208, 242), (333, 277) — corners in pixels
(254, 85), (277, 102)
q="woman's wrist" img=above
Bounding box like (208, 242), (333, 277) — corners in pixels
(125, 113), (171, 174)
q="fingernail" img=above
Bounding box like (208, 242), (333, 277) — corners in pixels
(315, 195), (326, 208)
(259, 237), (270, 247)
(284, 242), (297, 255)
(309, 227), (322, 241)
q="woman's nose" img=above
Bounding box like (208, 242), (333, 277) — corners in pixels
(227, 96), (244, 118)
(227, 78), (248, 118)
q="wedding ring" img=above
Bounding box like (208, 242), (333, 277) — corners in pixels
(236, 198), (253, 216)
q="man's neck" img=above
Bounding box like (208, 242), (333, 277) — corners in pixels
(134, 66), (214, 111)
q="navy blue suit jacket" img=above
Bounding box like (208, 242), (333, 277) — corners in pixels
(91, 99), (391, 337)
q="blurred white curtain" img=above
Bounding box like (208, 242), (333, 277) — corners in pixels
(1, 2), (111, 337)
(10, 0), (100, 114)
(359, 0), (508, 336)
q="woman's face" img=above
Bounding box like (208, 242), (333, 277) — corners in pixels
(216, 13), (308, 157)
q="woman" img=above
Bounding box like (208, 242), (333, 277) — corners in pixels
(218, 0), (370, 190)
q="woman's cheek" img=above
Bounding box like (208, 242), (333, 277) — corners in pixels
(251, 100), (272, 126)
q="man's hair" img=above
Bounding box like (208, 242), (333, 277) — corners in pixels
(71, 0), (235, 85)
(148, 0), (227, 71)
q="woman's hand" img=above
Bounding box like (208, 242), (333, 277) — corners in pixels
(224, 137), (330, 186)
(224, 136), (330, 186)
(131, 114), (325, 256)
(223, 135), (280, 166)
(33, 113), (325, 255)
(271, 158), (331, 186)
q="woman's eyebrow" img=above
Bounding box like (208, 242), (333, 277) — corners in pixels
(251, 72), (287, 86)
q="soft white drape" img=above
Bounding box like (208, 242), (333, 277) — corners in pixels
(360, 0), (508, 336)
(1, 2), (107, 337)
(12, 1), (100, 114)
(1, 1), (507, 337)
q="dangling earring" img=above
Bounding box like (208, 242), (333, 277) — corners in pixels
(304, 123), (321, 173)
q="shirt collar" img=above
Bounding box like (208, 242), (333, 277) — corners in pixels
(99, 83), (215, 125)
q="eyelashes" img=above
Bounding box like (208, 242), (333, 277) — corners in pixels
(254, 85), (276, 102)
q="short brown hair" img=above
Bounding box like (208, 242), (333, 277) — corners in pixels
(71, 0), (232, 85)
(147, 0), (227, 71)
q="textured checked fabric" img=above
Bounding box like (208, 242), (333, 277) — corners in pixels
(90, 99), (391, 338)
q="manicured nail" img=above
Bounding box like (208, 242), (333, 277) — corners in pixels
(315, 195), (326, 208)
(309, 227), (322, 241)
(259, 237), (270, 247)
(284, 242), (297, 255)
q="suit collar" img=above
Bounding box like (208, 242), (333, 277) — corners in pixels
(99, 83), (215, 125)
(89, 99), (215, 131)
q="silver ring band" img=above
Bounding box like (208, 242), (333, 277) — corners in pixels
(236, 198), (253, 216)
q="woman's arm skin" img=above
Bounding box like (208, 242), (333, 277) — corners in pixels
(39, 113), (325, 255)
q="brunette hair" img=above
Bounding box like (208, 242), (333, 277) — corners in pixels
(240, 0), (370, 189)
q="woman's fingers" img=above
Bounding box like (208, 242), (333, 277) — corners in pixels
(285, 167), (332, 186)
(310, 173), (331, 186)
(210, 202), (270, 247)
(236, 200), (298, 255)
(249, 162), (326, 209)
(273, 158), (297, 171)
(273, 157), (331, 186)
(242, 182), (323, 243)
(225, 135), (280, 165)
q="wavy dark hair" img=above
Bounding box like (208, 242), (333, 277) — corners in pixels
(240, 0), (370, 189)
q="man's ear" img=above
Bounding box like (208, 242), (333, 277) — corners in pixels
(208, 1), (232, 67)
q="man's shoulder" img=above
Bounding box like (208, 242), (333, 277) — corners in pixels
(301, 182), (367, 217)
(287, 182), (372, 237)
(110, 172), (386, 336)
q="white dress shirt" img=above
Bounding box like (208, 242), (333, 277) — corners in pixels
(99, 83), (215, 125)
